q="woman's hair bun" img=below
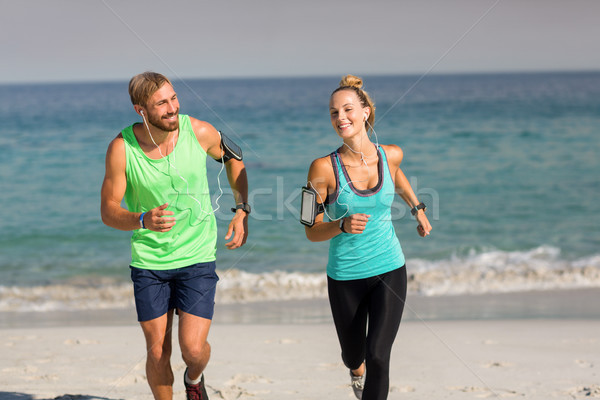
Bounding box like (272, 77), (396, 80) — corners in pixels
(339, 74), (363, 89)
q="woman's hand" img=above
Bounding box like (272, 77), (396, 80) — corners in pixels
(415, 212), (432, 237)
(341, 213), (370, 234)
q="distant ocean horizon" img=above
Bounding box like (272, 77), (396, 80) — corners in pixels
(3, 68), (600, 86)
(1, 71), (599, 313)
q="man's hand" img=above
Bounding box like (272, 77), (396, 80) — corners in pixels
(225, 210), (248, 249)
(143, 203), (176, 232)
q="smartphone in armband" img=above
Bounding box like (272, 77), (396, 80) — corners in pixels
(300, 186), (324, 226)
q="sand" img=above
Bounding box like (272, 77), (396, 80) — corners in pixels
(1, 293), (599, 399)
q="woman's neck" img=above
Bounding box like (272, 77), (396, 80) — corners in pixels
(339, 134), (377, 162)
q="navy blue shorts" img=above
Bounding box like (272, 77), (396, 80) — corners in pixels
(130, 261), (219, 322)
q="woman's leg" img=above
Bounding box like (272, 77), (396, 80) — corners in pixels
(327, 276), (369, 371)
(363, 266), (407, 400)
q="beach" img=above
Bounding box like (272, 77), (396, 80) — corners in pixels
(1, 290), (599, 400)
(1, 73), (599, 399)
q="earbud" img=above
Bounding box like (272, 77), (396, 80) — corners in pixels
(364, 114), (368, 122)
(140, 110), (144, 116)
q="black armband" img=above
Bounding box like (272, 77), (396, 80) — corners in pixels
(215, 131), (243, 163)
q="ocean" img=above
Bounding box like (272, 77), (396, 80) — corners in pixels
(1, 72), (599, 313)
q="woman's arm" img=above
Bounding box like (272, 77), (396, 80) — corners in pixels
(304, 157), (347, 242)
(385, 144), (432, 237)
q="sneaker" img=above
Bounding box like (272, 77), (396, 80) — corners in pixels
(184, 367), (209, 400)
(349, 369), (364, 399)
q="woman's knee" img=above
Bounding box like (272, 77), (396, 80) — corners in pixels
(366, 351), (391, 374)
(341, 347), (365, 371)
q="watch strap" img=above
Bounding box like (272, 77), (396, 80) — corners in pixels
(139, 212), (146, 229)
(411, 203), (426, 216)
(339, 218), (347, 233)
(231, 202), (251, 214)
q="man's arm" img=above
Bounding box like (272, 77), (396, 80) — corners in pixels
(191, 118), (249, 249)
(100, 134), (175, 232)
(223, 158), (249, 249)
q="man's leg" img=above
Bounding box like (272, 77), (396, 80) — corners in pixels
(178, 310), (212, 381)
(140, 310), (175, 400)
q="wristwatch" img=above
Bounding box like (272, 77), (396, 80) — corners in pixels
(410, 202), (427, 216)
(231, 202), (251, 214)
(339, 218), (347, 233)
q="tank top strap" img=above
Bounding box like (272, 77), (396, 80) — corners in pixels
(178, 114), (193, 142)
(121, 124), (140, 156)
(325, 150), (343, 206)
(377, 145), (395, 184)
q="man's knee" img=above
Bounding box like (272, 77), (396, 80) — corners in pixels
(181, 340), (211, 362)
(147, 342), (173, 365)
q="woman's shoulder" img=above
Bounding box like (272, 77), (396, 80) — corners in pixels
(308, 152), (337, 179)
(380, 143), (403, 165)
(311, 148), (339, 168)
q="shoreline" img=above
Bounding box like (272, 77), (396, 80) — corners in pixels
(1, 288), (598, 330)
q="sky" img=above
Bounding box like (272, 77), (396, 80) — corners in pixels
(1, 0), (599, 84)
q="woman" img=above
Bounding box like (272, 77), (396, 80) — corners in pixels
(304, 75), (431, 400)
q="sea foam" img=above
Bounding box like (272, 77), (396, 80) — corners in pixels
(0, 246), (598, 312)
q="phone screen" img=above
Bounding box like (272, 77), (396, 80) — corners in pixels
(300, 187), (316, 226)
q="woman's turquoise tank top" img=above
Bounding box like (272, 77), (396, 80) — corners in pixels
(325, 146), (405, 281)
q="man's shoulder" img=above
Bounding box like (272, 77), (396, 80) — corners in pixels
(187, 116), (220, 151)
(104, 133), (127, 170)
(107, 132), (125, 150)
(118, 122), (140, 144)
(187, 116), (216, 134)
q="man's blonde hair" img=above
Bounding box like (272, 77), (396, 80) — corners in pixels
(128, 72), (172, 106)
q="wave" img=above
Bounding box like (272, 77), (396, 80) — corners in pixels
(408, 245), (600, 296)
(1, 246), (599, 312)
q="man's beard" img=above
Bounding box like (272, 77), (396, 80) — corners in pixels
(148, 111), (179, 132)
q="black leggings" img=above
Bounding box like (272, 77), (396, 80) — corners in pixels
(327, 266), (407, 400)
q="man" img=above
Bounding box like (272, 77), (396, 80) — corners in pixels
(101, 72), (250, 400)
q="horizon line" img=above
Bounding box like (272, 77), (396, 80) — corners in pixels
(2, 68), (600, 86)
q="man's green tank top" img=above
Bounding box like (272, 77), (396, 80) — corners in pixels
(122, 114), (217, 270)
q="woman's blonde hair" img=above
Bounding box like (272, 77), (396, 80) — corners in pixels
(331, 74), (376, 131)
(128, 71), (172, 107)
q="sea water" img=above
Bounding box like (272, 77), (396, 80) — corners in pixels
(0, 72), (599, 311)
